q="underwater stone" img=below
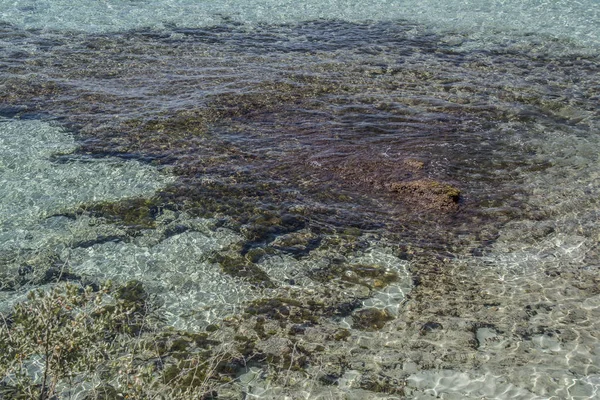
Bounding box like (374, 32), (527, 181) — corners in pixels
(78, 197), (162, 229)
(38, 266), (83, 286)
(116, 280), (148, 308)
(389, 179), (460, 212)
(333, 328), (351, 341)
(1, 251), (94, 291)
(420, 321), (443, 334)
(352, 308), (394, 331)
(240, 212), (306, 244)
(328, 299), (363, 317)
(211, 253), (275, 288)
(359, 373), (404, 395)
(244, 247), (270, 263)
(319, 373), (340, 386)
(244, 298), (318, 324)
(112, 280), (152, 335)
(309, 262), (399, 290)
(270, 230), (321, 257)
(124, 109), (215, 137)
(403, 158), (425, 171)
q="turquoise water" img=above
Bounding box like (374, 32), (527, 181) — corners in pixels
(0, 0), (598, 49)
(1, 0), (600, 398)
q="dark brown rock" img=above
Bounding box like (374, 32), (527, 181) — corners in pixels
(389, 179), (460, 212)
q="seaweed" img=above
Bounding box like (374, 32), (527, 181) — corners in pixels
(244, 298), (318, 325)
(210, 253), (275, 288)
(309, 262), (399, 290)
(76, 197), (163, 229)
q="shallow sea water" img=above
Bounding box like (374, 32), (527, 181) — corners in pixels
(1, 0), (599, 399)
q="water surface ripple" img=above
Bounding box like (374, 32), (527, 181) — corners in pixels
(1, 19), (600, 399)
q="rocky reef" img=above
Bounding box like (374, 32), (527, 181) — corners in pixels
(1, 18), (599, 399)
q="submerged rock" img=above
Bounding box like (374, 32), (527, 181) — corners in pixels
(244, 298), (319, 325)
(210, 253), (275, 288)
(352, 308), (394, 331)
(359, 373), (405, 395)
(76, 197), (163, 229)
(1, 19), (598, 400)
(389, 179), (460, 212)
(309, 262), (399, 290)
(0, 250), (95, 291)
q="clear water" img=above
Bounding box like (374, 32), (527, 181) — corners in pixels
(0, 0), (598, 49)
(1, 0), (599, 398)
(0, 119), (173, 233)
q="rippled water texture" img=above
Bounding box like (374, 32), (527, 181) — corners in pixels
(0, 0), (598, 50)
(1, 18), (600, 399)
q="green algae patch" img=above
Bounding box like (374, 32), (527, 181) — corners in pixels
(159, 352), (240, 393)
(210, 253), (275, 288)
(144, 328), (221, 359)
(77, 197), (163, 229)
(81, 384), (121, 400)
(342, 227), (362, 237)
(270, 230), (321, 257)
(116, 280), (148, 310)
(209, 78), (353, 119)
(146, 329), (220, 356)
(389, 179), (461, 212)
(309, 262), (399, 290)
(352, 308), (394, 331)
(351, 264), (400, 289)
(92, 280), (155, 336)
(0, 282), (200, 399)
(244, 298), (319, 325)
(241, 212), (307, 244)
(334, 328), (351, 341)
(359, 373), (405, 395)
(244, 246), (274, 263)
(166, 182), (305, 243)
(0, 250), (91, 292)
(124, 109), (216, 137)
(0, 274), (401, 398)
